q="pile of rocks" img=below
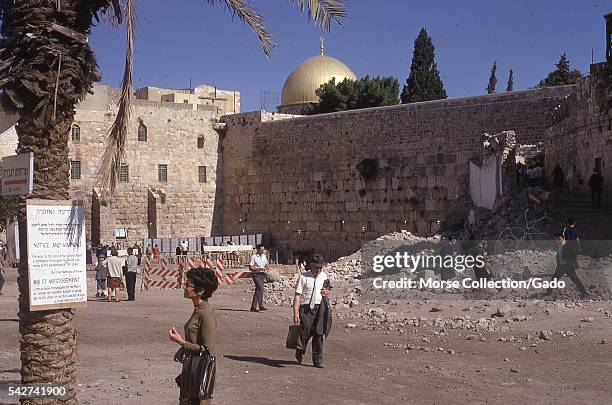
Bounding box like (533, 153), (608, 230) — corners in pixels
(479, 188), (559, 240)
(264, 276), (298, 307)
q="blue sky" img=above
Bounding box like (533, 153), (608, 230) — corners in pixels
(90, 0), (612, 112)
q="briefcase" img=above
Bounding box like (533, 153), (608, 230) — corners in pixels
(286, 324), (304, 350)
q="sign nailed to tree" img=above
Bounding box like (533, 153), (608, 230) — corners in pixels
(1, 152), (33, 196)
(26, 199), (87, 311)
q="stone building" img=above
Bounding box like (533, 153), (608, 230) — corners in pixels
(135, 84), (239, 115)
(545, 62), (612, 200)
(0, 83), (237, 247)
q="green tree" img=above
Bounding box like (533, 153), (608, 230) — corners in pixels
(506, 69), (514, 92)
(0, 196), (19, 231)
(401, 27), (447, 103)
(537, 53), (583, 88)
(0, 0), (346, 400)
(487, 61), (497, 94)
(307, 75), (399, 114)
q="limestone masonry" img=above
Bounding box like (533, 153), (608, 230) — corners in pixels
(221, 85), (575, 260)
(1, 67), (610, 261)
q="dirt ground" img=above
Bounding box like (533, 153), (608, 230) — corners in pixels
(1, 269), (611, 405)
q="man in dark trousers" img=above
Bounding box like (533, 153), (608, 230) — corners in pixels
(546, 233), (588, 298)
(293, 254), (332, 368)
(125, 247), (139, 301)
(248, 244), (268, 312)
(588, 168), (604, 208)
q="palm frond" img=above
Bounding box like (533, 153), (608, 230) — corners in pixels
(206, 0), (275, 56)
(98, 0), (134, 197)
(288, 0), (347, 30)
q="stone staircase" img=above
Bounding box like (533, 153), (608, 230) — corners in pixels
(547, 191), (612, 240)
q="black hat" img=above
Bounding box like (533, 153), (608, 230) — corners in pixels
(309, 253), (326, 267)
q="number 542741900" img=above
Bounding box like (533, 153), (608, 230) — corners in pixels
(7, 384), (67, 398)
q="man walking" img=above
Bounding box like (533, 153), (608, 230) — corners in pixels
(563, 217), (581, 252)
(293, 254), (332, 368)
(546, 233), (588, 298)
(249, 244), (268, 312)
(588, 168), (604, 209)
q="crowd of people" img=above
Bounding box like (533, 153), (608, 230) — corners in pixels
(92, 244), (142, 302)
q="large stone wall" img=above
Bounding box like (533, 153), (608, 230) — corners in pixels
(221, 86), (575, 260)
(545, 63), (612, 200)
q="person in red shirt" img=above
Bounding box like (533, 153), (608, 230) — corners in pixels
(153, 243), (161, 261)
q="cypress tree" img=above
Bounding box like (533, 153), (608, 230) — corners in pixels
(506, 69), (514, 92)
(537, 54), (583, 87)
(401, 28), (447, 103)
(487, 61), (497, 94)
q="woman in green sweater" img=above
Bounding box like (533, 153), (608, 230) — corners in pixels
(169, 266), (218, 404)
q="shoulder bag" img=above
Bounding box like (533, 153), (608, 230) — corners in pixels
(178, 345), (216, 401)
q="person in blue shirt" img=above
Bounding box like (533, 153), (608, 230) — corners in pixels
(563, 217), (578, 240)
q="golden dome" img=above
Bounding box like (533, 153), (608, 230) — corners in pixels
(280, 54), (357, 106)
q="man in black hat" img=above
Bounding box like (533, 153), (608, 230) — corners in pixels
(292, 253), (332, 368)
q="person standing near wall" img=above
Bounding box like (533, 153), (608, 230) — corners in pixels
(95, 254), (107, 299)
(249, 244), (268, 312)
(588, 168), (604, 209)
(106, 248), (125, 302)
(181, 240), (189, 255)
(125, 247), (139, 301)
(551, 164), (564, 193)
(153, 243), (161, 261)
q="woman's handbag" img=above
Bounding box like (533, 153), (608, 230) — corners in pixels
(178, 345), (216, 401)
(286, 324), (304, 350)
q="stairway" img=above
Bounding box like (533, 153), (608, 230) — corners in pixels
(547, 191), (612, 240)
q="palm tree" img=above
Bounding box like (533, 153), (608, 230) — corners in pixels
(0, 0), (345, 402)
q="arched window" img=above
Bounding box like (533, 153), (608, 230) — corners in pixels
(71, 125), (80, 142)
(138, 122), (147, 142)
(197, 136), (205, 149)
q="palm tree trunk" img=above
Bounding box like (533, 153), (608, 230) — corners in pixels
(17, 109), (76, 405)
(0, 1), (109, 404)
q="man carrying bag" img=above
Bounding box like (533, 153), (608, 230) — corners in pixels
(291, 254), (332, 368)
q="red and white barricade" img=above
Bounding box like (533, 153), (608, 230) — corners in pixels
(142, 254), (258, 289)
(143, 256), (182, 290)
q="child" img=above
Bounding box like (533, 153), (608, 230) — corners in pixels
(95, 255), (107, 299)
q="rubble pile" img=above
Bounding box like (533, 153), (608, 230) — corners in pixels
(262, 229), (611, 308)
(264, 276), (298, 306)
(478, 188), (560, 240)
(486, 249), (556, 279)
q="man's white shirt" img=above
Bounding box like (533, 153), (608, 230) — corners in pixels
(249, 253), (268, 270)
(295, 270), (328, 308)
